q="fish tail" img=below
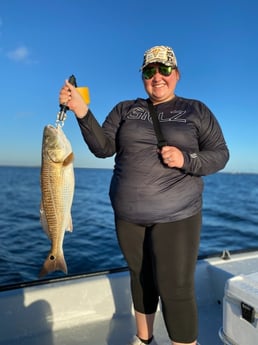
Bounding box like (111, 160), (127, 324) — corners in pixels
(39, 252), (68, 278)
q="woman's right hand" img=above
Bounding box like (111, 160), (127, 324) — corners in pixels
(59, 80), (88, 119)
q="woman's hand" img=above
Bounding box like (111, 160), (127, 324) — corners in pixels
(160, 146), (184, 168)
(59, 80), (88, 118)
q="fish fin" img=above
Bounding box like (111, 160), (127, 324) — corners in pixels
(63, 152), (74, 166)
(66, 214), (73, 232)
(40, 203), (50, 238)
(39, 252), (67, 278)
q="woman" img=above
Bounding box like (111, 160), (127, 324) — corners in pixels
(59, 45), (229, 345)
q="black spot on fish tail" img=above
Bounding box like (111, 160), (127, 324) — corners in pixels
(39, 252), (68, 278)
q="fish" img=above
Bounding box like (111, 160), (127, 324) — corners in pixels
(39, 124), (75, 278)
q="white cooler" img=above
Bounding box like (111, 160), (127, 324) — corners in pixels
(219, 272), (258, 345)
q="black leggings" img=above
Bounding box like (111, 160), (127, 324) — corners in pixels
(115, 212), (201, 343)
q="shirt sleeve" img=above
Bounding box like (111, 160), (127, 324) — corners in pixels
(182, 103), (229, 176)
(76, 104), (122, 158)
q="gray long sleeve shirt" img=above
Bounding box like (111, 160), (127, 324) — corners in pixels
(77, 96), (229, 224)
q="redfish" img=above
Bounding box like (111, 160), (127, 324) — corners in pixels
(39, 125), (74, 277)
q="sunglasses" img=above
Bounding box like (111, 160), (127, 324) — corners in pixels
(142, 65), (174, 80)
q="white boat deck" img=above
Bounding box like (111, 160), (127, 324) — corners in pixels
(1, 250), (258, 345)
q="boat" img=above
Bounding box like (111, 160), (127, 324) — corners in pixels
(1, 249), (258, 345)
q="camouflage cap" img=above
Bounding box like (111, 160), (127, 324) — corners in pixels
(140, 45), (177, 70)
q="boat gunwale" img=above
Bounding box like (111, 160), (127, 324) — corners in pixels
(1, 247), (258, 292)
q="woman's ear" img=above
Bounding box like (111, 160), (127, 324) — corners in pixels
(176, 69), (180, 81)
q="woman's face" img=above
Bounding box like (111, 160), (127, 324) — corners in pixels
(142, 63), (179, 104)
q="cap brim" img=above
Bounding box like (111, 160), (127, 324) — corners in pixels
(140, 60), (176, 71)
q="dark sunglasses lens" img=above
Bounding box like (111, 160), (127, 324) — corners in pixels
(159, 66), (173, 76)
(143, 66), (173, 79)
(142, 67), (156, 79)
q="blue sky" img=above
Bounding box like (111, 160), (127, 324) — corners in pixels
(0, 0), (257, 173)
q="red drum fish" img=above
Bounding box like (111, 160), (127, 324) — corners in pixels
(39, 125), (74, 277)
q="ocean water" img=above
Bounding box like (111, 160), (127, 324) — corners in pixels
(0, 166), (257, 287)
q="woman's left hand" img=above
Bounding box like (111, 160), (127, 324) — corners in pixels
(160, 146), (184, 168)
